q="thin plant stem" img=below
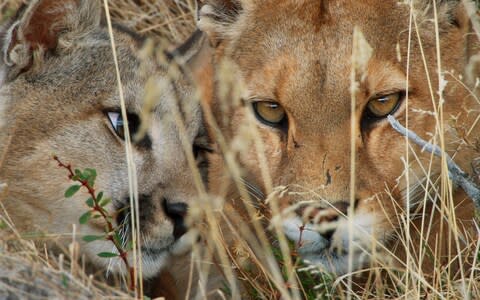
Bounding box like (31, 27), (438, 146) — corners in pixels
(53, 156), (135, 291)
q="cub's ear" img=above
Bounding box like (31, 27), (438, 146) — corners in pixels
(1, 0), (101, 81)
(196, 0), (247, 46)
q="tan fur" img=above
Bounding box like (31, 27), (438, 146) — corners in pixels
(149, 30), (249, 300)
(199, 0), (480, 279)
(0, 0), (206, 282)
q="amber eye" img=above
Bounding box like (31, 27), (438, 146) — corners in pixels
(252, 101), (287, 126)
(366, 92), (402, 118)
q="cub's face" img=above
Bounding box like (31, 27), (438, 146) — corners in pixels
(200, 0), (479, 274)
(0, 0), (205, 278)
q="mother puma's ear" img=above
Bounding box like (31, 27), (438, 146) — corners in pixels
(0, 0), (101, 82)
(197, 0), (250, 47)
(415, 0), (473, 31)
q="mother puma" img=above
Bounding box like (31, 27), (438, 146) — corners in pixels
(198, 0), (480, 278)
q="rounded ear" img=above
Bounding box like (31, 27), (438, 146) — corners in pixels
(415, 0), (470, 31)
(196, 0), (245, 47)
(438, 0), (471, 30)
(453, 0), (479, 31)
(0, 0), (101, 81)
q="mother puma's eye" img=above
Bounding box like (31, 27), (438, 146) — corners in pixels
(252, 101), (287, 128)
(106, 111), (140, 140)
(365, 92), (402, 119)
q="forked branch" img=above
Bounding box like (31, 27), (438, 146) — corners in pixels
(387, 115), (480, 209)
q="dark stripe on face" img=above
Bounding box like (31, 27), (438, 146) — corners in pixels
(110, 22), (146, 46)
(170, 29), (204, 58)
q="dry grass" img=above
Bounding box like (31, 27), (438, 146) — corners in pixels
(0, 1), (479, 300)
(0, 240), (130, 299)
(182, 2), (480, 300)
(0, 0), (197, 298)
(0, 0), (196, 43)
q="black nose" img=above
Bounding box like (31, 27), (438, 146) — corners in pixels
(163, 200), (188, 240)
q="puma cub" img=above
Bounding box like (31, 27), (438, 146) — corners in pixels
(0, 0), (208, 282)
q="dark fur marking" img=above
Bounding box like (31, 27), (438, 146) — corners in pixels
(110, 22), (146, 46)
(170, 29), (203, 58)
(325, 168), (331, 186)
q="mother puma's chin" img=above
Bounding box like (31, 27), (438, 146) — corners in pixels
(199, 0), (480, 278)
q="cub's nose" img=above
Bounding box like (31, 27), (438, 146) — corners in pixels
(162, 200), (188, 240)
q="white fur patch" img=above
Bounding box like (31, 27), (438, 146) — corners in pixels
(336, 213), (376, 248)
(2, 20), (20, 67)
(282, 216), (328, 253)
(170, 229), (198, 256)
(283, 213), (379, 275)
(139, 252), (170, 279)
(197, 5), (220, 33)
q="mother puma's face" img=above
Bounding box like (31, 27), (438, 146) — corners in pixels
(200, 0), (479, 274)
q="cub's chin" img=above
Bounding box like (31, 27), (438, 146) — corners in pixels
(81, 228), (196, 279)
(139, 232), (196, 278)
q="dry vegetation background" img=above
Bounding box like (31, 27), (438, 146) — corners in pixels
(0, 0), (197, 42)
(0, 0), (480, 300)
(0, 0), (198, 298)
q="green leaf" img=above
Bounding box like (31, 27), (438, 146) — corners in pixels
(79, 211), (92, 224)
(85, 168), (97, 178)
(96, 191), (103, 202)
(99, 197), (111, 207)
(84, 168), (97, 186)
(0, 220), (7, 230)
(65, 185), (81, 198)
(85, 198), (94, 208)
(97, 252), (118, 258)
(82, 235), (105, 242)
(74, 169), (86, 180)
(127, 240), (134, 251)
(61, 273), (69, 289)
(113, 232), (122, 245)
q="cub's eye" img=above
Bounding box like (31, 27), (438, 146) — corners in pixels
(252, 101), (287, 127)
(106, 111), (140, 140)
(366, 92), (402, 118)
(107, 112), (125, 139)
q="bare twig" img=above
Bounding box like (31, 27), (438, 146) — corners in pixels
(387, 115), (480, 208)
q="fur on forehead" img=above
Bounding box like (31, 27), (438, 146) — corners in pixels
(197, 0), (470, 43)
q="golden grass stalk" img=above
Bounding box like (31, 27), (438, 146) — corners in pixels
(1, 1), (479, 299)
